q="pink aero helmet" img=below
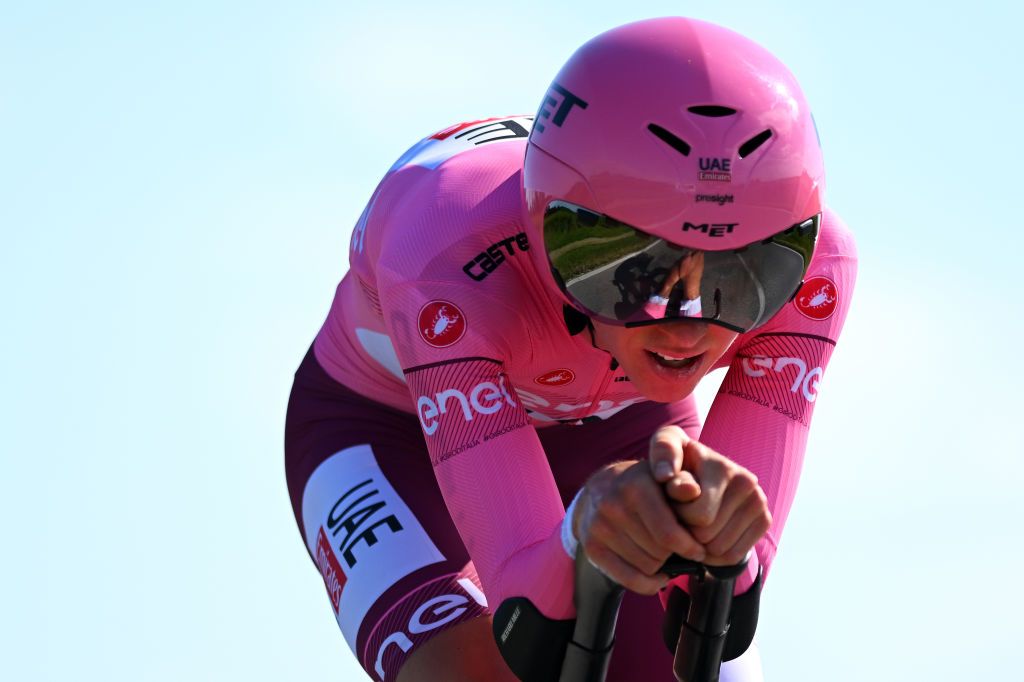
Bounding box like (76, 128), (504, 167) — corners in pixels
(522, 17), (825, 332)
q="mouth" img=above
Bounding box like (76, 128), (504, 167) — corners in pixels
(646, 349), (703, 372)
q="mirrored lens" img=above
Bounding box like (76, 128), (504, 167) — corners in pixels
(543, 202), (818, 332)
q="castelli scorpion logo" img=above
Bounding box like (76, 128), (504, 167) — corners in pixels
(794, 276), (838, 321)
(534, 369), (575, 387)
(418, 301), (467, 348)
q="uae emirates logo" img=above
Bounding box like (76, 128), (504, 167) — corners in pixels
(315, 527), (346, 614)
(418, 300), (467, 348)
(794, 276), (839, 320)
(698, 157), (732, 182)
(534, 369), (575, 387)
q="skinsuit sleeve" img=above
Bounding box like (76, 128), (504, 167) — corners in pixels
(689, 206), (858, 593)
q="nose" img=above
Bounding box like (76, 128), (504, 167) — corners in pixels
(658, 320), (708, 347)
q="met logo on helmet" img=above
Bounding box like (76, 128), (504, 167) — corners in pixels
(683, 221), (738, 237)
(534, 83), (588, 133)
(417, 375), (518, 436)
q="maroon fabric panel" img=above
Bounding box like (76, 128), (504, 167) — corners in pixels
(284, 346), (700, 680)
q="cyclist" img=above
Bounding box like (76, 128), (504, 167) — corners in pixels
(285, 16), (856, 682)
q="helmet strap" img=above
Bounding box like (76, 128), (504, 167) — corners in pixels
(562, 305), (591, 336)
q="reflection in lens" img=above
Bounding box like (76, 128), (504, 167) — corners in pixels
(543, 201), (819, 333)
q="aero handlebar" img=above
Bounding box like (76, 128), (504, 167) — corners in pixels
(558, 551), (749, 682)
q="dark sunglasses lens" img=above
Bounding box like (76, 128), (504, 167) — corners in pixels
(543, 203), (817, 332)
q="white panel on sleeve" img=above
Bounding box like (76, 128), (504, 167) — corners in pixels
(301, 445), (445, 649)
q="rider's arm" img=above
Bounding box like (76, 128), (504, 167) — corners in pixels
(379, 279), (578, 621)
(693, 206), (858, 592)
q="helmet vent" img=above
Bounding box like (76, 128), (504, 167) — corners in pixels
(687, 105), (737, 117)
(738, 129), (773, 158)
(648, 124), (691, 156)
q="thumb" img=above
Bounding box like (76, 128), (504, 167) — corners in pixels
(649, 425), (690, 482)
(665, 470), (701, 503)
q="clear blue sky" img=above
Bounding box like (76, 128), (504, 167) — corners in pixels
(2, 1), (1021, 680)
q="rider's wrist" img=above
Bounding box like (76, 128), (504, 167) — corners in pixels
(560, 489), (584, 559)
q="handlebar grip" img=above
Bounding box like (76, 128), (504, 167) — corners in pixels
(671, 555), (748, 682)
(560, 552), (749, 682)
(558, 551), (624, 682)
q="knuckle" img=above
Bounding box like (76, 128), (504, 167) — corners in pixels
(706, 537), (729, 557)
(667, 528), (700, 557)
(648, 437), (671, 458)
(584, 519), (610, 543)
(640, 556), (663, 576)
(655, 524), (681, 548)
(621, 481), (642, 506)
(695, 441), (722, 464)
(692, 526), (715, 545)
(630, 576), (660, 596)
(651, 425), (684, 445)
(733, 470), (757, 491)
(595, 497), (621, 522)
(689, 510), (714, 528)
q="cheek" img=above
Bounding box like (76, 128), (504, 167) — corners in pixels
(707, 329), (740, 357)
(602, 325), (643, 357)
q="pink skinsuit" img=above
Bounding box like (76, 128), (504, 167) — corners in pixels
(315, 116), (858, 621)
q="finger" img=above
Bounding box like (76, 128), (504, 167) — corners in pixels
(629, 492), (707, 562)
(586, 509), (666, 576)
(705, 515), (771, 567)
(676, 461), (728, 530)
(688, 473), (758, 544)
(579, 462), (704, 576)
(583, 544), (669, 595)
(613, 472), (706, 562)
(702, 492), (770, 557)
(664, 470), (700, 503)
(659, 262), (684, 298)
(680, 253), (703, 299)
(649, 425), (689, 482)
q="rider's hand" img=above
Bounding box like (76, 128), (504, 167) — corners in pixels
(649, 426), (772, 566)
(573, 460), (706, 595)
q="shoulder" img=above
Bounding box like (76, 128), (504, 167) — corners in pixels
(816, 207), (858, 263)
(373, 117), (534, 279)
(725, 205), (859, 356)
(388, 116), (534, 179)
(382, 115), (533, 225)
(371, 118), (542, 367)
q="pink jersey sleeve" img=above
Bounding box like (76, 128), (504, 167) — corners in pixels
(691, 206), (858, 593)
(373, 141), (577, 620)
(382, 284), (577, 620)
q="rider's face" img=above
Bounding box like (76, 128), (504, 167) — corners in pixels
(591, 319), (738, 403)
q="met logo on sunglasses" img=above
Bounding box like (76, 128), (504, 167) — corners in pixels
(683, 221), (738, 237)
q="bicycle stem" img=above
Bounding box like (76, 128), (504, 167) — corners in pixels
(559, 551), (749, 682)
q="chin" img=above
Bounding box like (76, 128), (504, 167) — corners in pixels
(631, 375), (698, 403)
(623, 351), (706, 403)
